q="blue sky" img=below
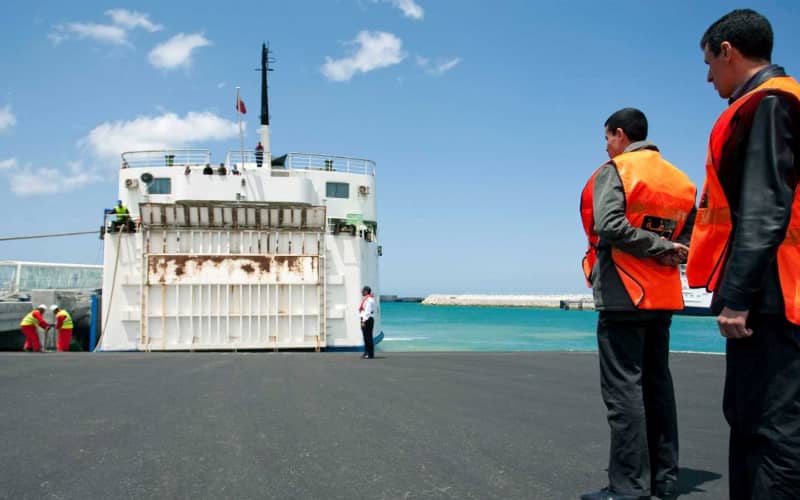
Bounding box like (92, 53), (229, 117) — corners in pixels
(0, 1), (798, 296)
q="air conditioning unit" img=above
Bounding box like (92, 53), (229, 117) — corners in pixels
(125, 178), (139, 189)
(358, 185), (370, 195)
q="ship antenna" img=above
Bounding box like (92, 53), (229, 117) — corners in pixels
(260, 43), (274, 126)
(256, 43), (275, 168)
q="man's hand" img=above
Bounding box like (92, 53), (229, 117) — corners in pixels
(717, 307), (753, 338)
(655, 242), (689, 266)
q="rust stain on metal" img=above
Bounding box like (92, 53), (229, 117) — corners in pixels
(149, 254), (276, 281)
(275, 256), (303, 274)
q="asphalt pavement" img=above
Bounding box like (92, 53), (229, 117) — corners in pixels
(0, 351), (728, 499)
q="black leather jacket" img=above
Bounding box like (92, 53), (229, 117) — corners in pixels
(712, 65), (800, 315)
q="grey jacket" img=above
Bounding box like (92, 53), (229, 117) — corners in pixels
(590, 141), (696, 311)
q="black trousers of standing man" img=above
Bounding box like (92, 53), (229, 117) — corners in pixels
(361, 317), (374, 358)
(725, 312), (800, 500)
(597, 310), (679, 496)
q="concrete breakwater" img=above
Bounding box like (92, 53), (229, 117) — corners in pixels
(422, 294), (595, 309)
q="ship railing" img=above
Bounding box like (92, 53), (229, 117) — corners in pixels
(102, 212), (139, 235)
(225, 150), (259, 167)
(120, 149), (212, 169)
(285, 153), (376, 175)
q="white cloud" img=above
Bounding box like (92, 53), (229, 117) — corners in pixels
(48, 10), (162, 46)
(105, 9), (163, 32)
(416, 55), (461, 76)
(83, 111), (239, 161)
(148, 33), (211, 70)
(0, 105), (16, 131)
(372, 0), (424, 19)
(48, 32), (67, 45)
(322, 31), (406, 82)
(60, 22), (130, 45)
(389, 0), (424, 19)
(8, 162), (101, 196)
(0, 158), (17, 170)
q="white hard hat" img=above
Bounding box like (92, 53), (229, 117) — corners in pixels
(50, 304), (59, 311)
(37, 304), (47, 310)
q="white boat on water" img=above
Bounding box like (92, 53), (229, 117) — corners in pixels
(98, 45), (381, 351)
(680, 265), (712, 316)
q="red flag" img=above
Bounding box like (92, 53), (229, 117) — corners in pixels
(236, 95), (247, 114)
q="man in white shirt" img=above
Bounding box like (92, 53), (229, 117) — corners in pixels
(359, 286), (376, 359)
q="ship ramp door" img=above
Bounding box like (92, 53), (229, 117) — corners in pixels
(138, 203), (326, 350)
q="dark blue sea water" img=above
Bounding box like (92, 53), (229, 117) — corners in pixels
(379, 303), (725, 353)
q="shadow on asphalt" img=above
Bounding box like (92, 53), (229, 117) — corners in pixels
(677, 467), (723, 496)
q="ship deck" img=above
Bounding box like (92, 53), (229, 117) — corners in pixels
(0, 351), (727, 499)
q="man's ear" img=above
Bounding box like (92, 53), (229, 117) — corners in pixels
(719, 41), (733, 61)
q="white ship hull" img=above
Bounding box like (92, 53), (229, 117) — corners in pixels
(99, 153), (381, 351)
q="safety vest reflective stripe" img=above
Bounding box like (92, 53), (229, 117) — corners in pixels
(581, 149), (696, 310)
(57, 310), (73, 329)
(686, 76), (800, 325)
(20, 311), (39, 326)
(114, 205), (129, 221)
(694, 207), (731, 226)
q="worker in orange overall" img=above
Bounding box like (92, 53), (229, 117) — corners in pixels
(19, 304), (50, 352)
(50, 305), (74, 352)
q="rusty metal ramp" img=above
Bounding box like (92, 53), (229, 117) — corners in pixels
(138, 202), (326, 351)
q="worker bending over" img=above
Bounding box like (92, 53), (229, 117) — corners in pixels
(19, 305), (50, 352)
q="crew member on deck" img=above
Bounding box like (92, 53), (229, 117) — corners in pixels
(112, 199), (130, 232)
(359, 286), (376, 359)
(50, 305), (73, 352)
(579, 108), (696, 500)
(19, 305), (50, 352)
(255, 141), (264, 168)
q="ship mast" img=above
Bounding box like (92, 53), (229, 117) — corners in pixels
(259, 43), (273, 168)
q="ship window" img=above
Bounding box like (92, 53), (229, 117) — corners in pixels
(326, 182), (349, 199)
(148, 178), (172, 195)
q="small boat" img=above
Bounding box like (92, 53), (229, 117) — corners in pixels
(679, 265), (712, 316)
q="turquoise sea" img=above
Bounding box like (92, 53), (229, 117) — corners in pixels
(378, 303), (725, 353)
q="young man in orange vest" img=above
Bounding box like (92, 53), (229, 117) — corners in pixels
(580, 108), (696, 500)
(686, 9), (800, 499)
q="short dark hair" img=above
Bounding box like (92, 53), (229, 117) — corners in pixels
(604, 108), (648, 142)
(362, 286), (371, 294)
(701, 9), (772, 61)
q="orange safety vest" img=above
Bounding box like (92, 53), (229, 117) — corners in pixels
(581, 149), (696, 310)
(686, 76), (800, 324)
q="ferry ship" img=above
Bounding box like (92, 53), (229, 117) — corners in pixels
(680, 265), (712, 316)
(97, 44), (381, 351)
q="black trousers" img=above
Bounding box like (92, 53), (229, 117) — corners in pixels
(361, 317), (374, 358)
(596, 311), (679, 496)
(725, 312), (800, 500)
